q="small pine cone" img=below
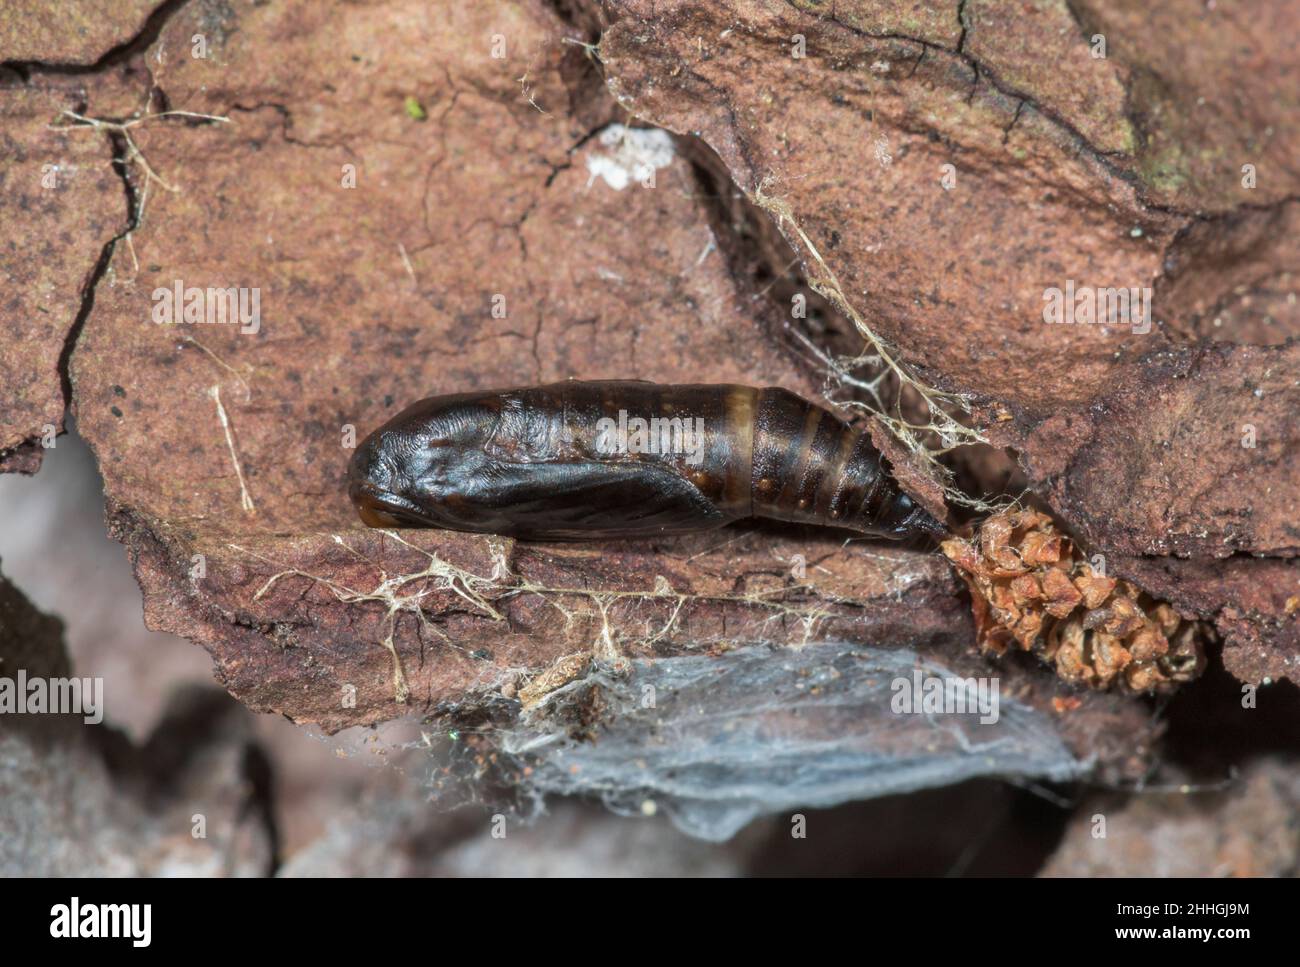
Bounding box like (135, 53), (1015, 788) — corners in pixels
(942, 508), (1208, 693)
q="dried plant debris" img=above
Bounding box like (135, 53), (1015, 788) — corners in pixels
(942, 509), (1207, 693)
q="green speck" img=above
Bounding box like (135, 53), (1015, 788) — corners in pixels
(404, 95), (427, 121)
(447, 729), (460, 742)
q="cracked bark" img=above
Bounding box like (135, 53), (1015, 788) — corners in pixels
(598, 0), (1300, 683)
(2, 0), (1297, 826)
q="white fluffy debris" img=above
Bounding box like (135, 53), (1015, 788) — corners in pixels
(585, 124), (676, 191)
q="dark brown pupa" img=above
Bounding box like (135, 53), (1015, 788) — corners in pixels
(348, 380), (946, 541)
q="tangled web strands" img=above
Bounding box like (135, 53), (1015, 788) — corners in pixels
(504, 641), (1086, 840)
(754, 179), (996, 511)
